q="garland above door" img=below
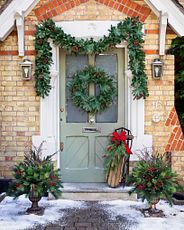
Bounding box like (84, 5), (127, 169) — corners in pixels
(35, 17), (148, 99)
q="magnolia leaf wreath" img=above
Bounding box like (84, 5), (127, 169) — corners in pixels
(67, 65), (117, 114)
(35, 17), (148, 99)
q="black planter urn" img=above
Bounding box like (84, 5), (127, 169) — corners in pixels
(26, 184), (44, 215)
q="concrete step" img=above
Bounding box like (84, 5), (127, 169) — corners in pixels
(57, 183), (136, 201)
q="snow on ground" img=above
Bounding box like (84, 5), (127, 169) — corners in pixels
(0, 195), (84, 230)
(101, 200), (184, 230)
(0, 196), (184, 230)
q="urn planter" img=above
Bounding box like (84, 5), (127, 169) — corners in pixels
(149, 197), (160, 213)
(27, 195), (42, 214)
(26, 184), (44, 215)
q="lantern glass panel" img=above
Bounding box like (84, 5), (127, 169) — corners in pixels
(23, 66), (30, 79)
(152, 59), (163, 79)
(154, 65), (162, 78)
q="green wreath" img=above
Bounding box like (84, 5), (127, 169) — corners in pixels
(68, 65), (117, 114)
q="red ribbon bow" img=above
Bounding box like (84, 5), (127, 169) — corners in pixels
(112, 131), (132, 155)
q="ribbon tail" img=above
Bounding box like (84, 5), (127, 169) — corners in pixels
(123, 140), (132, 155)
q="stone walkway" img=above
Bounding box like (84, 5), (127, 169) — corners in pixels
(28, 201), (136, 230)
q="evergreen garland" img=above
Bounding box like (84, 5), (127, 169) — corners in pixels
(35, 17), (148, 99)
(67, 65), (116, 114)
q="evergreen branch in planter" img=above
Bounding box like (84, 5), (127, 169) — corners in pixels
(8, 142), (63, 199)
(35, 17), (149, 99)
(127, 150), (183, 206)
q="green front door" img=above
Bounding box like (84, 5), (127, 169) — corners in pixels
(60, 48), (125, 182)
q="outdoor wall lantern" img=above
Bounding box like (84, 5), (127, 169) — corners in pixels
(151, 58), (164, 80)
(20, 58), (32, 80)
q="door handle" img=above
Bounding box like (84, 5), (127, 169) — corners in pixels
(60, 142), (64, 151)
(89, 117), (95, 124)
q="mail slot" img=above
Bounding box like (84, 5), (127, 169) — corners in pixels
(82, 127), (101, 133)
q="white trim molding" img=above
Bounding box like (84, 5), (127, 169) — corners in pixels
(15, 12), (25, 56)
(32, 42), (60, 163)
(125, 71), (152, 161)
(159, 12), (168, 56)
(55, 21), (121, 38)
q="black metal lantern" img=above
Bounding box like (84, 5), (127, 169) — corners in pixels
(151, 58), (164, 79)
(20, 58), (32, 80)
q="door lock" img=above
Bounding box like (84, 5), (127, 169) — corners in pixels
(60, 142), (64, 151)
(60, 108), (64, 112)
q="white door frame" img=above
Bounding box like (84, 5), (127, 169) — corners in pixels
(32, 21), (152, 167)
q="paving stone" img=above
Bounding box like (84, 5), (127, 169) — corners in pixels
(64, 227), (76, 230)
(75, 222), (92, 227)
(87, 228), (97, 230)
(45, 227), (63, 230)
(27, 201), (137, 230)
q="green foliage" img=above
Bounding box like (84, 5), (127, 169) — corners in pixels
(8, 142), (62, 199)
(128, 151), (183, 205)
(35, 17), (148, 99)
(170, 37), (184, 130)
(104, 130), (132, 172)
(67, 65), (117, 114)
(104, 143), (126, 171)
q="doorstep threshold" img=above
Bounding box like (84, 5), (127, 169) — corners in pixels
(62, 183), (133, 193)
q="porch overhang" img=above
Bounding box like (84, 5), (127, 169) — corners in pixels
(145, 0), (184, 55)
(0, 0), (184, 56)
(0, 0), (39, 56)
(145, 0), (184, 36)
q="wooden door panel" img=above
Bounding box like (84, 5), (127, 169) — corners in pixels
(95, 136), (109, 169)
(64, 136), (89, 169)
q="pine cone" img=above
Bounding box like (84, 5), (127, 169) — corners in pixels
(71, 45), (79, 53)
(38, 75), (43, 80)
(43, 57), (48, 64)
(134, 40), (139, 46)
(37, 38), (43, 45)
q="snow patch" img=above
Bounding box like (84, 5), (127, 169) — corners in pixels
(101, 200), (184, 230)
(0, 196), (184, 230)
(0, 195), (84, 230)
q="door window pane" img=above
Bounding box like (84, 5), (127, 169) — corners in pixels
(95, 54), (118, 123)
(66, 55), (88, 123)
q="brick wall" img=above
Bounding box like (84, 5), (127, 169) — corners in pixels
(53, 0), (126, 21)
(0, 0), (184, 181)
(0, 55), (40, 177)
(34, 0), (151, 22)
(0, 11), (40, 177)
